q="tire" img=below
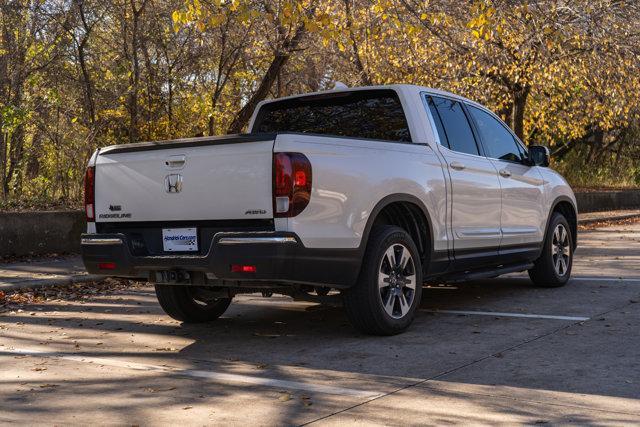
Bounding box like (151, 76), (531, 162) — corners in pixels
(528, 212), (573, 287)
(343, 225), (423, 335)
(154, 285), (232, 323)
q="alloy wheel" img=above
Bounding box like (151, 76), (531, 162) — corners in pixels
(378, 243), (417, 319)
(551, 224), (571, 276)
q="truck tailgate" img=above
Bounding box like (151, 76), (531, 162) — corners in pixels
(94, 135), (275, 222)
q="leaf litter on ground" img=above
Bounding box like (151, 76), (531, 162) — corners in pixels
(0, 278), (145, 313)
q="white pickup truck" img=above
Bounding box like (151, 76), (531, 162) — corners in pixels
(81, 85), (577, 335)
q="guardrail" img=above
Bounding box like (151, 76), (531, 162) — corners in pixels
(0, 211), (85, 258)
(1, 189), (639, 257)
(575, 190), (640, 213)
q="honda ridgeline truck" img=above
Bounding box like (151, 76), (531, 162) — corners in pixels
(81, 85), (577, 335)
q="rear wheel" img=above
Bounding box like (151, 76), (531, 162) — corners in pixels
(343, 225), (423, 335)
(154, 285), (232, 322)
(528, 212), (573, 287)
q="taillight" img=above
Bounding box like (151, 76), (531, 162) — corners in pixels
(230, 264), (257, 273)
(98, 262), (116, 270)
(84, 166), (95, 221)
(273, 152), (312, 217)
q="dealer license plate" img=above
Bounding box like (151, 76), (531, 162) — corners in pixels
(162, 228), (198, 252)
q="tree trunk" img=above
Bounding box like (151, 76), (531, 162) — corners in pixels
(511, 85), (530, 142)
(127, 0), (148, 144)
(587, 128), (604, 163)
(227, 12), (313, 134)
(75, 0), (96, 126)
(0, 133), (7, 200)
(343, 0), (371, 86)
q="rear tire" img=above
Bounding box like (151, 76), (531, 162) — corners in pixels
(528, 212), (573, 287)
(154, 285), (232, 322)
(343, 225), (423, 335)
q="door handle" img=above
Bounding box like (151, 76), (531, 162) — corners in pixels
(450, 161), (466, 171)
(165, 155), (186, 169)
(499, 169), (512, 178)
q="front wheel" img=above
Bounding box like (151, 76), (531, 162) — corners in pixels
(528, 213), (573, 287)
(343, 225), (423, 335)
(154, 285), (232, 322)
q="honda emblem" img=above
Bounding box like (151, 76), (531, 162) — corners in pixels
(165, 174), (183, 193)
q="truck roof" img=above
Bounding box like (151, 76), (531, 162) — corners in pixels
(254, 84), (482, 110)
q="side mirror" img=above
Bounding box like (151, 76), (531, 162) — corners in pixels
(528, 145), (550, 167)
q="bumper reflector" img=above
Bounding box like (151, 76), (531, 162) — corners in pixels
(98, 262), (117, 270)
(231, 264), (257, 273)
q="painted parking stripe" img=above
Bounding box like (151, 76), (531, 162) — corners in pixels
(6, 348), (382, 399)
(571, 276), (640, 283)
(423, 309), (589, 321)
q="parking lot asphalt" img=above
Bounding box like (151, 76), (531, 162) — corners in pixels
(1, 222), (639, 425)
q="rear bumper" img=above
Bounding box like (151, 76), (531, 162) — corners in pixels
(80, 231), (361, 288)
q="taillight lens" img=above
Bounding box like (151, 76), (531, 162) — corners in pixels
(273, 152), (312, 217)
(84, 166), (95, 221)
(98, 262), (116, 270)
(230, 264), (257, 273)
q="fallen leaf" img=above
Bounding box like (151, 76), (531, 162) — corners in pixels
(278, 393), (292, 402)
(145, 387), (177, 393)
(252, 333), (281, 338)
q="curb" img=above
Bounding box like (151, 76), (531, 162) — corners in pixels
(578, 212), (640, 225)
(0, 274), (106, 292)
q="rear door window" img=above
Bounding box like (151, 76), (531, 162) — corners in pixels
(429, 96), (480, 156)
(427, 97), (450, 149)
(252, 89), (412, 142)
(467, 105), (526, 163)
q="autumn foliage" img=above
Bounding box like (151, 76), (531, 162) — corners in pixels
(1, 0), (639, 209)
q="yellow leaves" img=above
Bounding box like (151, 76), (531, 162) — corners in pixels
(372, 3), (384, 14)
(467, 2), (498, 41)
(305, 20), (319, 32)
(209, 14), (226, 26)
(282, 3), (293, 20)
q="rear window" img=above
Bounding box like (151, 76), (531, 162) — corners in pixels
(251, 89), (412, 142)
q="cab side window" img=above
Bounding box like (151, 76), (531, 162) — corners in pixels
(427, 97), (449, 149)
(428, 96), (480, 156)
(468, 105), (526, 163)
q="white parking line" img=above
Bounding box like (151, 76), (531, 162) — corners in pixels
(572, 276), (640, 283)
(6, 348), (383, 399)
(423, 310), (589, 321)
